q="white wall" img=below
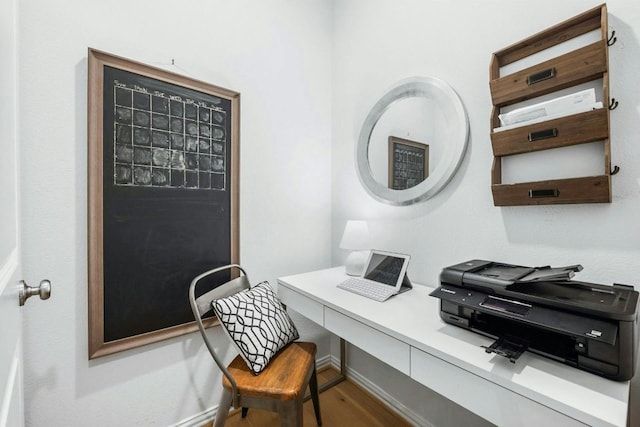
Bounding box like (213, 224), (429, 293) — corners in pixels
(18, 1), (332, 425)
(331, 0), (640, 425)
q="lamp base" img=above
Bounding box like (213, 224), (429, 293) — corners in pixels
(345, 250), (367, 276)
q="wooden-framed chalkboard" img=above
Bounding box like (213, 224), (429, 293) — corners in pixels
(388, 136), (429, 190)
(87, 48), (239, 359)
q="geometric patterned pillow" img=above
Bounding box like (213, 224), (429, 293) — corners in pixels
(212, 281), (299, 375)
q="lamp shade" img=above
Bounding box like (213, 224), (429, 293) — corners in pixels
(339, 220), (371, 250)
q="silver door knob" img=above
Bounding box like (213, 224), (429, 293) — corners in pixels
(19, 279), (51, 306)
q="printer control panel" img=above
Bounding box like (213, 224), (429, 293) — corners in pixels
(480, 295), (531, 316)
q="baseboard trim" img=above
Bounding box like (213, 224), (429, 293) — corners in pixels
(171, 353), (431, 427)
(316, 353), (333, 370)
(171, 406), (216, 427)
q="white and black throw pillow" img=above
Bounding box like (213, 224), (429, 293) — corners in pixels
(212, 281), (299, 375)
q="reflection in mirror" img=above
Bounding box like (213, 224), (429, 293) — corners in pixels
(356, 77), (469, 205)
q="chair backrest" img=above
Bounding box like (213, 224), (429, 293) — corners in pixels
(189, 264), (250, 405)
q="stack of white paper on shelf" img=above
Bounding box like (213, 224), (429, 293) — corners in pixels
(494, 88), (602, 132)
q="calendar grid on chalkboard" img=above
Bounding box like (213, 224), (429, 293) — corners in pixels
(112, 81), (227, 191)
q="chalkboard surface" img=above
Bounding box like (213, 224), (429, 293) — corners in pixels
(102, 66), (233, 342)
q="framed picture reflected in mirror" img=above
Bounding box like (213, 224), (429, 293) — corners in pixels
(388, 136), (429, 190)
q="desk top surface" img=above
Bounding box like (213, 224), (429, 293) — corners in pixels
(278, 266), (630, 427)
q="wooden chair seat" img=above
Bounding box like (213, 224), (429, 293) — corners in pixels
(223, 342), (317, 401)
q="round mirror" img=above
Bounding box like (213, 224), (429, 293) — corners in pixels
(356, 77), (469, 205)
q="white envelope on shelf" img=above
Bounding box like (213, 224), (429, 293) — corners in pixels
(495, 88), (598, 131)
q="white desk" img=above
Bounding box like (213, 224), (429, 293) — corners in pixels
(277, 267), (630, 427)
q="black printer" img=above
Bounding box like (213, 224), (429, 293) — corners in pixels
(430, 260), (639, 381)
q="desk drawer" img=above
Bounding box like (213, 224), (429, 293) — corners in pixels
(325, 308), (410, 375)
(277, 285), (324, 326)
(410, 348), (586, 427)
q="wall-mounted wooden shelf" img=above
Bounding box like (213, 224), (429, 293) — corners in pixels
(489, 4), (614, 206)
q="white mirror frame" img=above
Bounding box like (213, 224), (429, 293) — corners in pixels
(356, 76), (469, 206)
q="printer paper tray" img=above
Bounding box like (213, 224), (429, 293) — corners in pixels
(482, 336), (529, 363)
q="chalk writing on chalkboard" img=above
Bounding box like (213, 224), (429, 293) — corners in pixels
(112, 80), (227, 190)
(388, 136), (430, 190)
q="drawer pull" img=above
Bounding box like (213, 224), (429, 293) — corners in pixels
(527, 68), (556, 85)
(529, 189), (559, 198)
(528, 128), (558, 141)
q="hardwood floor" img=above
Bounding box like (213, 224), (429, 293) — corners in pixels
(202, 367), (412, 427)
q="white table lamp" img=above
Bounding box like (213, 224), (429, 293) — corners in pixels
(339, 220), (371, 276)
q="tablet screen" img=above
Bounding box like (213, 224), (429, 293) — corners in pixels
(363, 253), (406, 286)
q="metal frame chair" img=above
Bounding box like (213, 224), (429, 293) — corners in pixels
(189, 264), (322, 427)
